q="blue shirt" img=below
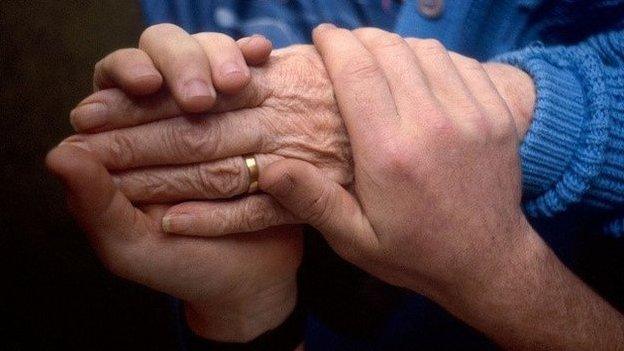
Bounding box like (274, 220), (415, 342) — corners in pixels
(141, 1), (624, 349)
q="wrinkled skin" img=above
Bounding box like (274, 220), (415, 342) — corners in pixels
(49, 44), (351, 341)
(68, 45), (351, 199)
(55, 42), (535, 307)
(52, 30), (538, 343)
(49, 42), (355, 342)
(66, 44), (532, 236)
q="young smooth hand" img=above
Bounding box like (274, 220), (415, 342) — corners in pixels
(259, 25), (624, 349)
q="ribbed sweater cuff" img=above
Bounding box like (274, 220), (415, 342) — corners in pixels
(496, 47), (587, 213)
(495, 43), (624, 237)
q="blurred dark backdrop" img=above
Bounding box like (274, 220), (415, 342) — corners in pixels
(1, 1), (623, 350)
(1, 1), (178, 349)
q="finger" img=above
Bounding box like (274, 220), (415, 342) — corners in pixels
(65, 110), (266, 170)
(161, 194), (297, 236)
(69, 68), (270, 134)
(352, 28), (436, 122)
(237, 35), (273, 66)
(449, 52), (514, 132)
(70, 88), (180, 133)
(312, 24), (399, 150)
(93, 48), (163, 95)
(113, 154), (281, 203)
(406, 38), (480, 128)
(139, 23), (216, 113)
(260, 158), (378, 264)
(45, 144), (150, 244)
(192, 32), (251, 94)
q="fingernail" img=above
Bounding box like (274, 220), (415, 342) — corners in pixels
(316, 23), (336, 31)
(69, 102), (108, 131)
(183, 79), (215, 102)
(162, 214), (191, 233)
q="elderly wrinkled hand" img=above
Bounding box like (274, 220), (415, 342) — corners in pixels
(47, 26), (304, 342)
(64, 34), (533, 239)
(66, 44), (350, 236)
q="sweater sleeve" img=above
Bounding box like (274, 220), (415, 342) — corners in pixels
(494, 29), (624, 237)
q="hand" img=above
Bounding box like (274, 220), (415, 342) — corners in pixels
(259, 25), (624, 349)
(65, 44), (533, 238)
(262, 23), (529, 301)
(72, 23), (273, 132)
(49, 25), (301, 342)
(46, 145), (302, 342)
(65, 43), (349, 236)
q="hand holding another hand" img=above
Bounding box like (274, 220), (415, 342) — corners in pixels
(256, 25), (624, 350)
(263, 24), (531, 300)
(47, 26), (304, 343)
(49, 21), (624, 349)
(65, 34), (535, 238)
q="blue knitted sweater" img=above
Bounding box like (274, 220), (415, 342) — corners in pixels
(140, 0), (624, 349)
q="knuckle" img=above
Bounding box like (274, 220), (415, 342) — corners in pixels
(173, 119), (221, 158)
(377, 139), (419, 180)
(142, 175), (171, 200)
(415, 38), (446, 57)
(195, 159), (244, 198)
(458, 57), (483, 73)
(193, 31), (234, 45)
(404, 37), (419, 48)
(382, 32), (406, 48)
(139, 23), (181, 46)
(242, 197), (278, 231)
(359, 28), (405, 51)
(490, 117), (517, 142)
(110, 48), (143, 66)
(385, 151), (415, 179)
(315, 25), (343, 41)
(108, 132), (136, 168)
(339, 57), (382, 82)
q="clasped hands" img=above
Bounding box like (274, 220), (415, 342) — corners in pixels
(47, 23), (542, 343)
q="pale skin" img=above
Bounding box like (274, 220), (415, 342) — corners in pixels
(47, 23), (624, 349)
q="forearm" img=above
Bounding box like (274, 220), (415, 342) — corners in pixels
(437, 222), (624, 350)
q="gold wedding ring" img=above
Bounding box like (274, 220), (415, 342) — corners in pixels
(244, 155), (259, 193)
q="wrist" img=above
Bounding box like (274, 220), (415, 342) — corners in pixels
(433, 218), (624, 349)
(441, 217), (547, 306)
(185, 278), (298, 342)
(483, 62), (536, 138)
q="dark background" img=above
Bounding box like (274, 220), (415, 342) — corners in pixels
(1, 1), (178, 349)
(1, 1), (623, 350)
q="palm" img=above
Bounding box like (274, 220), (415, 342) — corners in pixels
(128, 205), (302, 303)
(47, 145), (302, 305)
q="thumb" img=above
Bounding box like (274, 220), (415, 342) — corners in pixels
(45, 143), (147, 243)
(259, 159), (378, 262)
